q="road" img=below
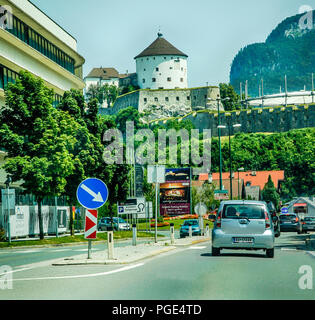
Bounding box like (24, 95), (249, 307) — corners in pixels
(0, 233), (314, 300)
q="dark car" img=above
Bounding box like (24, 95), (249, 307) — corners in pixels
(279, 213), (302, 234)
(301, 216), (315, 233)
(267, 202), (281, 237)
(98, 217), (112, 231)
(180, 219), (201, 238)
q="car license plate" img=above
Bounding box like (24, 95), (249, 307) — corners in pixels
(232, 237), (254, 244)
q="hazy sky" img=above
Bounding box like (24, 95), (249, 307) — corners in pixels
(32, 0), (310, 87)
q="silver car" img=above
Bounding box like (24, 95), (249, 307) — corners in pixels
(212, 200), (275, 258)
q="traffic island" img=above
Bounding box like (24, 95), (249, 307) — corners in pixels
(52, 235), (211, 266)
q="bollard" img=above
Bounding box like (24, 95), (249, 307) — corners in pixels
(132, 224), (137, 246)
(107, 227), (114, 260)
(87, 240), (92, 259)
(189, 225), (192, 238)
(170, 223), (175, 244)
(205, 223), (210, 237)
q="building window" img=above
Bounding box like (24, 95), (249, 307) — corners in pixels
(142, 79), (145, 83)
(176, 97), (180, 101)
(170, 67), (173, 70)
(180, 78), (184, 82)
(144, 98), (147, 103)
(194, 96), (197, 100)
(164, 57), (166, 60)
(165, 97), (169, 102)
(187, 96), (190, 100)
(167, 77), (171, 82)
(156, 67), (159, 71)
(144, 68), (146, 71)
(152, 78), (156, 82)
(2, 14), (75, 74)
(154, 97), (158, 102)
(0, 64), (19, 89)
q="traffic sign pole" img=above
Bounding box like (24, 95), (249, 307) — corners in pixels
(88, 240), (92, 259)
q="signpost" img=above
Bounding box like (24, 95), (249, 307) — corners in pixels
(194, 202), (207, 235)
(281, 207), (289, 214)
(214, 189), (229, 200)
(147, 165), (165, 243)
(77, 178), (108, 259)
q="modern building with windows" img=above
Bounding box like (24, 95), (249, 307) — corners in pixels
(0, 0), (85, 108)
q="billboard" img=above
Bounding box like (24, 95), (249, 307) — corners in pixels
(160, 168), (191, 216)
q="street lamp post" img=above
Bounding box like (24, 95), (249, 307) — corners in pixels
(207, 96), (230, 191)
(218, 122), (241, 200)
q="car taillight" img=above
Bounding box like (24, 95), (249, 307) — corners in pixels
(265, 212), (271, 229)
(216, 211), (222, 228)
(295, 217), (299, 222)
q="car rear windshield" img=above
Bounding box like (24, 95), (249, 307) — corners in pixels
(184, 220), (198, 226)
(222, 204), (265, 219)
(304, 217), (315, 221)
(280, 215), (296, 221)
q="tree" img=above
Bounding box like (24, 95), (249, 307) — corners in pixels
(262, 175), (280, 211)
(86, 83), (119, 107)
(219, 83), (241, 111)
(0, 71), (79, 239)
(192, 182), (218, 211)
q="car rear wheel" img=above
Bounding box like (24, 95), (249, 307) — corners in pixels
(266, 248), (274, 258)
(212, 247), (220, 256)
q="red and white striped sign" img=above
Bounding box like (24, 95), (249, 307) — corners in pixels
(84, 209), (98, 239)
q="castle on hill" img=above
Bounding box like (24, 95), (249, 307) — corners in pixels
(84, 33), (222, 119)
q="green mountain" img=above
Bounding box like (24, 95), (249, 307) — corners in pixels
(230, 10), (315, 97)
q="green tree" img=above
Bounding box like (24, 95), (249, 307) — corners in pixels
(262, 175), (280, 210)
(0, 71), (79, 239)
(219, 83), (241, 111)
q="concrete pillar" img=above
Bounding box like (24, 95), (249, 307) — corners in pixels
(132, 224), (137, 246)
(170, 223), (175, 244)
(189, 225), (192, 238)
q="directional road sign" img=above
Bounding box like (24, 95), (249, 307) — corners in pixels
(84, 209), (98, 240)
(281, 207), (289, 214)
(77, 178), (108, 210)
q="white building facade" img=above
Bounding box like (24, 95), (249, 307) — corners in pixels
(135, 34), (188, 90)
(0, 0), (85, 108)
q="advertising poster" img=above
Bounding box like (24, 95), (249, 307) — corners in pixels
(160, 168), (191, 216)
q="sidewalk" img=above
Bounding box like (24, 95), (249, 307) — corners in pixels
(52, 235), (211, 266)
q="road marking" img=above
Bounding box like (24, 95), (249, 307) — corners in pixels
(13, 250), (42, 254)
(49, 249), (72, 252)
(188, 246), (207, 250)
(280, 248), (298, 251)
(0, 267), (34, 277)
(10, 263), (145, 282)
(306, 251), (315, 257)
(74, 248), (101, 252)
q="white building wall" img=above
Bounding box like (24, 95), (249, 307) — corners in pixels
(0, 39), (76, 92)
(136, 55), (188, 90)
(84, 77), (119, 92)
(8, 0), (78, 51)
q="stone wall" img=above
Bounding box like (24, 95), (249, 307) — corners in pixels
(188, 104), (315, 136)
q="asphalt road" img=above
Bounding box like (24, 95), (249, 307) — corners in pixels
(0, 233), (314, 300)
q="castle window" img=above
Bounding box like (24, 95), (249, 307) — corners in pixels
(180, 78), (184, 82)
(152, 78), (156, 82)
(164, 57), (166, 60)
(142, 79), (145, 83)
(181, 67), (184, 71)
(156, 67), (159, 71)
(154, 97), (158, 102)
(167, 77), (171, 82)
(144, 68), (146, 71)
(144, 98), (147, 103)
(187, 96), (190, 100)
(176, 97), (180, 101)
(170, 67), (173, 70)
(165, 97), (169, 102)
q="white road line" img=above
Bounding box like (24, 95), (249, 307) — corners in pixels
(10, 263), (145, 282)
(306, 251), (315, 257)
(12, 250), (42, 254)
(0, 267), (34, 277)
(49, 249), (72, 252)
(74, 248), (101, 252)
(188, 246), (207, 250)
(280, 248), (298, 251)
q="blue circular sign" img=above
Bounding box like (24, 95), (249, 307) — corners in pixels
(281, 207), (289, 214)
(76, 178), (108, 209)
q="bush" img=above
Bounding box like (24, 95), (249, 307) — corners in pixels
(0, 229), (6, 242)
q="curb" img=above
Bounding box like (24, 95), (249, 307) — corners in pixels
(52, 236), (211, 266)
(52, 246), (177, 266)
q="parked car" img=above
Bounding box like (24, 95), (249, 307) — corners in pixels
(98, 217), (131, 231)
(301, 216), (315, 233)
(180, 219), (201, 238)
(212, 200), (275, 258)
(279, 213), (302, 234)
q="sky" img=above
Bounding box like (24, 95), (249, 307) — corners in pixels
(32, 0), (311, 88)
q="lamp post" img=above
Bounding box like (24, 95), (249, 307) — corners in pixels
(237, 167), (244, 200)
(218, 122), (241, 200)
(207, 96), (230, 191)
(5, 175), (12, 243)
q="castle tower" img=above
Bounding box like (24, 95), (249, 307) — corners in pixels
(135, 33), (188, 90)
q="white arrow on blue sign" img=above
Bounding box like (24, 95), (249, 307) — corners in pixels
(281, 207), (289, 214)
(76, 178), (108, 210)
